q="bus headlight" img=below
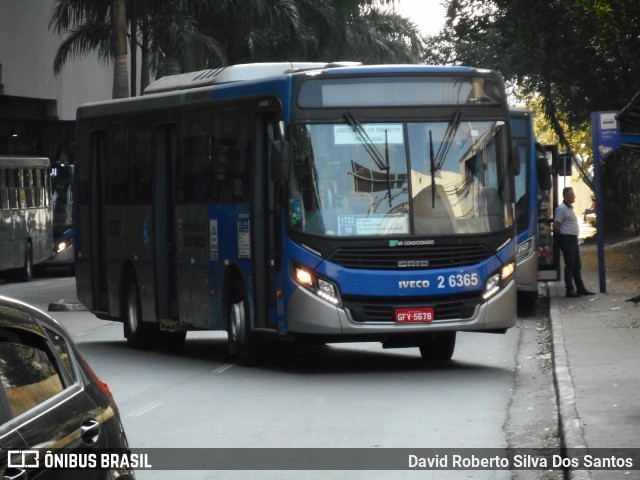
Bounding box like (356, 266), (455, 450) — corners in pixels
(55, 240), (70, 253)
(292, 263), (342, 306)
(483, 261), (515, 300)
(516, 237), (534, 263)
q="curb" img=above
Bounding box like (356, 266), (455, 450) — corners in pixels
(48, 300), (87, 312)
(548, 282), (591, 480)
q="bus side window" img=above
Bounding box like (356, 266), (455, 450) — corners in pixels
(178, 134), (211, 203)
(16, 169), (27, 209)
(107, 126), (130, 203)
(0, 169), (8, 210)
(131, 127), (153, 203)
(34, 169), (43, 207)
(24, 169), (33, 208)
(7, 168), (17, 209)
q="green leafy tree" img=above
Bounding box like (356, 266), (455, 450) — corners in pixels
(51, 0), (424, 96)
(430, 0), (640, 142)
(428, 0), (640, 231)
(192, 0), (338, 65)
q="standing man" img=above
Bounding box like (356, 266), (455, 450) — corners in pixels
(553, 187), (595, 297)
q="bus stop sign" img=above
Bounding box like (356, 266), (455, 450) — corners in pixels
(592, 111), (620, 155)
(590, 111), (621, 293)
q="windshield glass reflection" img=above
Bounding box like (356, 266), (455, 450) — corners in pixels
(289, 120), (512, 237)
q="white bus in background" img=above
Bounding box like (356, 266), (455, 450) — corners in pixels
(0, 156), (53, 281)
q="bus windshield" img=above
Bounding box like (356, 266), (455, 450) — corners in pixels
(289, 118), (512, 237)
(52, 183), (72, 228)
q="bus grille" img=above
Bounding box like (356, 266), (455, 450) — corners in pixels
(343, 294), (482, 323)
(327, 244), (492, 270)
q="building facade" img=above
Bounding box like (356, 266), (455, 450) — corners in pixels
(0, 0), (112, 160)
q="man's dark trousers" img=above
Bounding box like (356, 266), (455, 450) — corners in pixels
(558, 233), (585, 293)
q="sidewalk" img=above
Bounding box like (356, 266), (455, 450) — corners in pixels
(549, 238), (640, 479)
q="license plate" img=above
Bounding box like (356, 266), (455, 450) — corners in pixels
(395, 307), (434, 323)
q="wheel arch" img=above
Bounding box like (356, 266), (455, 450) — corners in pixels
(118, 260), (138, 321)
(221, 264), (251, 331)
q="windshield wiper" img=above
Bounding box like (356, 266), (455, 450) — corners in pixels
(344, 112), (387, 171)
(434, 109), (462, 171)
(428, 110), (462, 208)
(344, 112), (393, 207)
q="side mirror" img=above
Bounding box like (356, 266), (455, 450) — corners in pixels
(555, 152), (573, 176)
(282, 140), (292, 183)
(537, 155), (553, 191)
(269, 140), (283, 180)
(511, 142), (521, 176)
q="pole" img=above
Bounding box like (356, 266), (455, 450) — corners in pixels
(592, 147), (607, 293)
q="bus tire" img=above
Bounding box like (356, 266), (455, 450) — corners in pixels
(16, 242), (33, 282)
(227, 278), (261, 365)
(123, 273), (154, 349)
(418, 331), (456, 361)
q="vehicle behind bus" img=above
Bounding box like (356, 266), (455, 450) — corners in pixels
(43, 163), (75, 270)
(0, 156), (53, 282)
(510, 108), (559, 309)
(75, 63), (518, 363)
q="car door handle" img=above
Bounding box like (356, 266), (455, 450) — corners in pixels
(4, 469), (28, 480)
(81, 418), (102, 445)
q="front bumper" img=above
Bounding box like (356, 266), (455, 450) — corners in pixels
(286, 279), (517, 336)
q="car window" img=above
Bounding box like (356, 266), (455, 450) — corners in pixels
(43, 326), (75, 380)
(0, 328), (65, 418)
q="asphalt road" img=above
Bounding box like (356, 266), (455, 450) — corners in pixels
(0, 275), (559, 480)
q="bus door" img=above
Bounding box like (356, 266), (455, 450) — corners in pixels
(252, 111), (281, 331)
(153, 125), (178, 321)
(90, 132), (109, 311)
(538, 144), (561, 281)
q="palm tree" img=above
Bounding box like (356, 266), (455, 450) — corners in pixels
(49, 0), (129, 98)
(143, 1), (225, 77)
(50, 0), (128, 97)
(49, 0), (110, 75)
(50, 0), (424, 97)
(49, 0), (223, 96)
(320, 0), (423, 63)
(112, 0), (129, 98)
(339, 6), (424, 63)
(191, 0), (337, 65)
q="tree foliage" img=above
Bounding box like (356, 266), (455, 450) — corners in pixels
(50, 0), (424, 97)
(427, 0), (640, 232)
(429, 0), (640, 137)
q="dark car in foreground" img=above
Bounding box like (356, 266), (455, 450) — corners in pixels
(0, 295), (134, 479)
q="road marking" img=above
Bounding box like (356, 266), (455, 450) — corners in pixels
(213, 363), (235, 374)
(127, 401), (163, 417)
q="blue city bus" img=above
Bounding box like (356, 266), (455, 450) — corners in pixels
(510, 108), (558, 309)
(75, 63), (518, 363)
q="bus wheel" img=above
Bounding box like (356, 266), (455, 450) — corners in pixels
(124, 274), (153, 349)
(227, 279), (260, 365)
(16, 242), (33, 282)
(418, 332), (456, 362)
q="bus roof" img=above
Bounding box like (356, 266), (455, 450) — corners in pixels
(143, 62), (362, 94)
(77, 63), (503, 119)
(0, 156), (50, 168)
